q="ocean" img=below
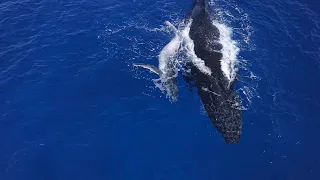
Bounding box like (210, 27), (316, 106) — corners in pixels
(1, 0), (320, 179)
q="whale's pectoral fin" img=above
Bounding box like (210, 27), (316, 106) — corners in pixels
(133, 63), (162, 75)
(164, 21), (179, 35)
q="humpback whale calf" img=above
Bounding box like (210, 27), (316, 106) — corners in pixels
(185, 0), (242, 143)
(134, 21), (182, 102)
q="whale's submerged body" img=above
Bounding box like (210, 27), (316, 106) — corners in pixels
(185, 0), (243, 143)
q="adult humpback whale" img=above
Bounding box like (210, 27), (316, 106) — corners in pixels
(134, 0), (242, 143)
(185, 0), (243, 143)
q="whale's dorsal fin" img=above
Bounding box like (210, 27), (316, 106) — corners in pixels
(133, 63), (162, 75)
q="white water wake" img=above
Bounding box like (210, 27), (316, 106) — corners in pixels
(212, 21), (240, 82)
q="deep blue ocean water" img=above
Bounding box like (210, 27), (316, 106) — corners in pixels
(1, 0), (320, 179)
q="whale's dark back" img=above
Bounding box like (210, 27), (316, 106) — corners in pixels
(186, 0), (243, 143)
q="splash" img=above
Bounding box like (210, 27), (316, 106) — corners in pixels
(133, 21), (182, 102)
(212, 21), (240, 82)
(212, 0), (258, 109)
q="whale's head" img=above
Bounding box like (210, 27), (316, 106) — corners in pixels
(191, 0), (210, 16)
(189, 0), (219, 22)
(193, 0), (209, 8)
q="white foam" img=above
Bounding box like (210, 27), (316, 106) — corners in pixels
(147, 21), (182, 102)
(212, 21), (240, 82)
(158, 35), (181, 74)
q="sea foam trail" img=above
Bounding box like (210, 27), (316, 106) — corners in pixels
(212, 21), (240, 82)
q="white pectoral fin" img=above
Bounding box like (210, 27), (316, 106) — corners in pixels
(164, 21), (179, 35)
(133, 63), (162, 75)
